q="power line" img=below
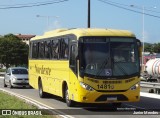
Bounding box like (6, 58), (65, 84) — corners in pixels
(99, 0), (160, 14)
(0, 0), (55, 6)
(98, 0), (160, 19)
(0, 0), (69, 9)
(0, 0), (63, 6)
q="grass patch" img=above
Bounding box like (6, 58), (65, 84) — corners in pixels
(0, 69), (6, 72)
(0, 92), (37, 109)
(0, 91), (56, 118)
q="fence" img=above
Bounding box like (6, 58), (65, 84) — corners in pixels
(140, 81), (160, 89)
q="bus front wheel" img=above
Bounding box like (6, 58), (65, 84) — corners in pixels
(65, 86), (74, 107)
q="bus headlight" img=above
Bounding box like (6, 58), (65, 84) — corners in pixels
(130, 83), (140, 90)
(80, 82), (94, 91)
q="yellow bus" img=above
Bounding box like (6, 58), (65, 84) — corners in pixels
(29, 28), (141, 107)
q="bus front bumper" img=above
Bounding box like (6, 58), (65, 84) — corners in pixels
(73, 88), (140, 104)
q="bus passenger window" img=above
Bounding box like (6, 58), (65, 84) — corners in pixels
(64, 48), (69, 58)
(45, 41), (51, 59)
(32, 42), (38, 58)
(61, 38), (69, 59)
(39, 42), (45, 59)
(70, 44), (77, 74)
(52, 40), (59, 59)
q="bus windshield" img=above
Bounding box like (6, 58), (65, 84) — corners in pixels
(80, 37), (140, 79)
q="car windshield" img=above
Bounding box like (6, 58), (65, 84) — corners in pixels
(80, 37), (140, 79)
(12, 69), (28, 74)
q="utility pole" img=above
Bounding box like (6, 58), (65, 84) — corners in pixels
(88, 0), (90, 28)
(130, 5), (156, 68)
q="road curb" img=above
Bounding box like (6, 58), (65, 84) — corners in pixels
(0, 88), (74, 118)
(0, 77), (4, 79)
(140, 92), (160, 99)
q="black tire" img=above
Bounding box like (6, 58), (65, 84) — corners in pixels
(149, 89), (154, 93)
(9, 81), (13, 89)
(38, 79), (47, 98)
(156, 89), (160, 94)
(65, 86), (74, 107)
(4, 79), (7, 87)
(29, 85), (33, 89)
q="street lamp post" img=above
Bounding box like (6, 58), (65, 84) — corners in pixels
(88, 0), (91, 28)
(130, 5), (156, 68)
(36, 15), (59, 28)
(142, 6), (145, 66)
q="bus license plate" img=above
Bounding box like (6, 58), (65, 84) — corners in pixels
(107, 97), (117, 101)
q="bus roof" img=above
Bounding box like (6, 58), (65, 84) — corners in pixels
(31, 28), (136, 41)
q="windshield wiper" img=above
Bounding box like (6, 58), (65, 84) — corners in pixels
(114, 58), (128, 75)
(95, 57), (110, 78)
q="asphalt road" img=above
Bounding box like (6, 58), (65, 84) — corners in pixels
(0, 77), (160, 118)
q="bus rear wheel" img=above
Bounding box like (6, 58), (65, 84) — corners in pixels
(65, 86), (74, 107)
(38, 79), (47, 98)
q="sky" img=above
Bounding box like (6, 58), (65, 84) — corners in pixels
(0, 0), (160, 43)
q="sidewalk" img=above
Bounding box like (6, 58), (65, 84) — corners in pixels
(0, 72), (5, 77)
(0, 77), (4, 79)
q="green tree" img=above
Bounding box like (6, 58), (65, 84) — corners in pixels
(153, 43), (160, 53)
(0, 34), (28, 68)
(144, 43), (153, 53)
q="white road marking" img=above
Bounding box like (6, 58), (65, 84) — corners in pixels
(0, 88), (74, 118)
(124, 104), (146, 110)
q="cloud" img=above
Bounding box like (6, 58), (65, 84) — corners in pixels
(43, 19), (61, 33)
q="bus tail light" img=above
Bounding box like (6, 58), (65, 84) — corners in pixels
(80, 82), (94, 91)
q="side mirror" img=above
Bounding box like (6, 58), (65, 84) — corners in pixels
(6, 73), (11, 75)
(136, 39), (142, 57)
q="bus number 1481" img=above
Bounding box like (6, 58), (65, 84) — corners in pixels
(97, 84), (114, 90)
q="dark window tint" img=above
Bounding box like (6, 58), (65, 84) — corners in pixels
(52, 40), (59, 59)
(12, 69), (28, 74)
(61, 38), (69, 59)
(70, 44), (77, 74)
(39, 42), (45, 58)
(32, 42), (38, 58)
(45, 41), (51, 59)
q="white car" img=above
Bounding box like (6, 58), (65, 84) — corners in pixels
(4, 67), (29, 88)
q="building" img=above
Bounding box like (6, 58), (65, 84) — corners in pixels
(15, 34), (36, 45)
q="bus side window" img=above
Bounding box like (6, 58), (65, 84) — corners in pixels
(39, 41), (45, 59)
(32, 42), (39, 59)
(70, 44), (77, 74)
(52, 39), (59, 59)
(45, 40), (51, 59)
(32, 42), (37, 58)
(61, 38), (69, 59)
